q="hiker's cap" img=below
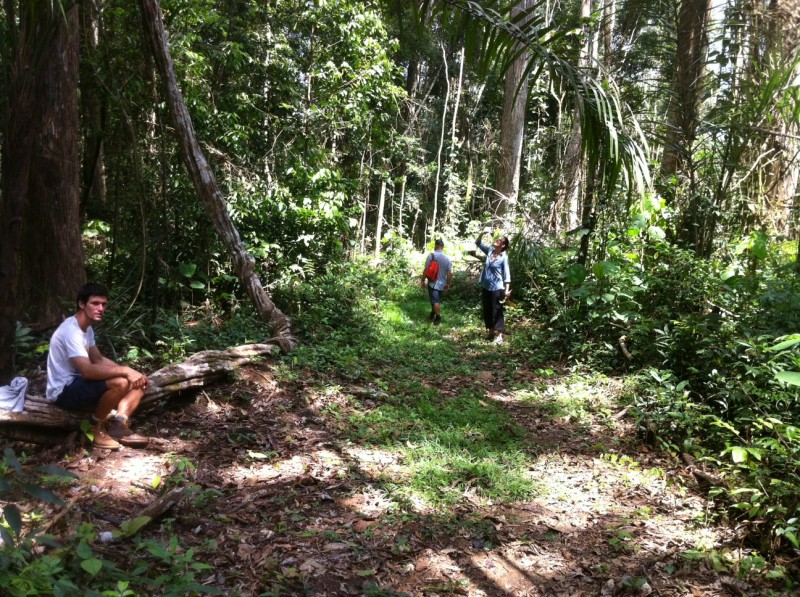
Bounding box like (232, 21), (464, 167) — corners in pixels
(435, 238), (444, 246)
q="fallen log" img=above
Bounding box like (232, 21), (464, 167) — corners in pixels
(0, 343), (281, 435)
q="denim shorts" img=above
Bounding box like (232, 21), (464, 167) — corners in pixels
(55, 378), (108, 412)
(428, 286), (443, 305)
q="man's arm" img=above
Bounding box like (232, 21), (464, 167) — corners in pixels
(71, 347), (147, 389)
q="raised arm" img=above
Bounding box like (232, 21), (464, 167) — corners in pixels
(476, 231), (490, 254)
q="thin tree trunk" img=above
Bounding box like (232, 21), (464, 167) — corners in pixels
(398, 175), (407, 237)
(602, 0), (615, 71)
(576, 168), (598, 266)
(359, 149), (372, 256)
(80, 0), (108, 212)
(444, 44), (465, 230)
(138, 0), (296, 350)
(431, 42), (450, 243)
(374, 176), (387, 260)
(553, 0), (591, 235)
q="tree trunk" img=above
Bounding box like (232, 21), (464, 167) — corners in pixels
(763, 0), (800, 235)
(374, 176), (387, 260)
(80, 0), (108, 213)
(18, 3), (86, 329)
(138, 0), (296, 351)
(443, 44), (465, 231)
(576, 167), (598, 266)
(398, 175), (407, 237)
(492, 0), (534, 220)
(553, 0), (591, 236)
(658, 0), (711, 192)
(431, 42), (450, 242)
(602, 0), (616, 71)
(0, 1), (65, 383)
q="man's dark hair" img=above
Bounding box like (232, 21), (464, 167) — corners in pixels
(77, 283), (109, 308)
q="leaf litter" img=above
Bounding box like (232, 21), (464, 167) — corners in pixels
(9, 335), (795, 596)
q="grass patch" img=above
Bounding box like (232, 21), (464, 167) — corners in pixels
(287, 264), (545, 508)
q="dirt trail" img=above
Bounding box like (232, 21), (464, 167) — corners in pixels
(23, 353), (778, 597)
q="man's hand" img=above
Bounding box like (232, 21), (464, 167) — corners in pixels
(124, 368), (148, 390)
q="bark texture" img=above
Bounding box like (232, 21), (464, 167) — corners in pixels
(659, 0), (711, 185)
(0, 2), (65, 383)
(492, 0), (534, 219)
(18, 4), (86, 328)
(138, 0), (297, 351)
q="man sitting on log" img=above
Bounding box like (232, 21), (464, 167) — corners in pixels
(46, 283), (149, 449)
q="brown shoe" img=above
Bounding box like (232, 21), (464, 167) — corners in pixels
(91, 424), (121, 450)
(106, 417), (150, 448)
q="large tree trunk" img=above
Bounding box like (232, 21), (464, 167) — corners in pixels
(763, 0), (800, 235)
(492, 0), (534, 220)
(0, 1), (65, 384)
(138, 0), (296, 351)
(17, 3), (86, 329)
(658, 0), (711, 193)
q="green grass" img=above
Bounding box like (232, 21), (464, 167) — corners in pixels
(288, 271), (544, 508)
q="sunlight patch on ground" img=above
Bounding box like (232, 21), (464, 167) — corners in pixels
(224, 446), (406, 489)
(343, 445), (403, 468)
(337, 486), (396, 518)
(469, 547), (576, 583)
(226, 454), (306, 487)
(82, 453), (168, 496)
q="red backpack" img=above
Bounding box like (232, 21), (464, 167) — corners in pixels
(424, 254), (439, 282)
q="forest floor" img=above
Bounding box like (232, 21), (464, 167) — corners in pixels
(9, 289), (797, 596)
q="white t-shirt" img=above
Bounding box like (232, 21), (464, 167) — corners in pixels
(46, 316), (95, 401)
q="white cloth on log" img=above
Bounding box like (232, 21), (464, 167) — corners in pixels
(0, 377), (28, 412)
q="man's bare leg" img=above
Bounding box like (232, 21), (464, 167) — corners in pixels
(95, 377), (148, 447)
(94, 377), (137, 420)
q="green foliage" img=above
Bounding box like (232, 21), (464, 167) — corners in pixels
(274, 250), (414, 351)
(0, 449), (75, 549)
(281, 258), (540, 508)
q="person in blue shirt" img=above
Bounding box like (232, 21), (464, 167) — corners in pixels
(420, 238), (452, 325)
(476, 230), (511, 343)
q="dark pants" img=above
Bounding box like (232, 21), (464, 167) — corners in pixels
(55, 377), (108, 412)
(481, 288), (505, 331)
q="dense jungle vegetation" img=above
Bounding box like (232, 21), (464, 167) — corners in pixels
(2, 0), (800, 593)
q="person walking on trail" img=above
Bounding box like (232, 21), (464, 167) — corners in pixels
(46, 283), (149, 450)
(420, 238), (452, 325)
(476, 230), (511, 343)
